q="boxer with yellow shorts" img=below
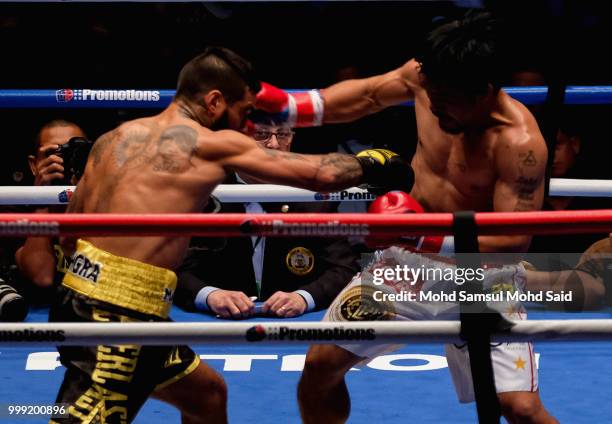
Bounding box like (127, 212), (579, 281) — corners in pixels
(49, 240), (199, 423)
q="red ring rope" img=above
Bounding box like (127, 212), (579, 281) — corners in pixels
(0, 210), (610, 237)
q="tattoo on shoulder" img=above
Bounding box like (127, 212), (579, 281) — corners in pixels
(90, 131), (114, 166)
(151, 125), (198, 174)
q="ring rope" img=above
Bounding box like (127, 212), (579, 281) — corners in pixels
(1, 86), (611, 108)
(0, 179), (608, 206)
(0, 210), (611, 237)
(1, 320), (611, 346)
(0, 185), (375, 205)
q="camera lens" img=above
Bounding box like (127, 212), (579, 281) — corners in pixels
(0, 283), (28, 322)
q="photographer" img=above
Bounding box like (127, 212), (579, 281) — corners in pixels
(14, 120), (91, 304)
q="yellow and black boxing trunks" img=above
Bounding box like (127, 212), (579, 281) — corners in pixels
(49, 240), (199, 424)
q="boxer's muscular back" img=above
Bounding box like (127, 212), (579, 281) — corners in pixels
(72, 111), (228, 270)
(67, 105), (367, 269)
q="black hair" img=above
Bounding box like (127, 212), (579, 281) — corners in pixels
(34, 119), (84, 151)
(415, 10), (505, 96)
(248, 110), (286, 127)
(175, 46), (261, 104)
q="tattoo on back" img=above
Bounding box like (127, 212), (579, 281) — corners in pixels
(151, 125), (197, 173)
(90, 131), (113, 167)
(113, 129), (150, 168)
(111, 124), (197, 174)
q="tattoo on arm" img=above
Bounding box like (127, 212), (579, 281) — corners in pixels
(514, 200), (536, 211)
(258, 146), (308, 162)
(515, 176), (538, 201)
(518, 150), (538, 175)
(513, 152), (541, 211)
(317, 153), (362, 185)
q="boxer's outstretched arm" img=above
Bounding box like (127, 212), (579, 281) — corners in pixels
(479, 132), (548, 253)
(321, 60), (419, 123)
(215, 131), (362, 192)
(525, 269), (604, 309)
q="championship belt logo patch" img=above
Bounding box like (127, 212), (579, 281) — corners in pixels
(335, 285), (395, 321)
(286, 247), (315, 276)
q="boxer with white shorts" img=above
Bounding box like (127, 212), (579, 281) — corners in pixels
(261, 10), (558, 423)
(324, 246), (536, 404)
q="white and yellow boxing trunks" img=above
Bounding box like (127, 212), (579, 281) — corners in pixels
(324, 247), (537, 403)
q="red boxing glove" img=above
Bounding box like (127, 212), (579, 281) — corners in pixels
(365, 191), (445, 253)
(255, 82), (324, 128)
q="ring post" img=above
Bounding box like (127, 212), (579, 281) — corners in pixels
(454, 211), (502, 424)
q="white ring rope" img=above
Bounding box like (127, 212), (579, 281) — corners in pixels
(1, 320), (611, 346)
(0, 179), (609, 205)
(0, 185), (375, 205)
(547, 178), (612, 197)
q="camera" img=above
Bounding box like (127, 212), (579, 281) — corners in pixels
(0, 279), (28, 322)
(45, 136), (94, 185)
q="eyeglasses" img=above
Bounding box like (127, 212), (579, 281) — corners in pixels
(252, 129), (295, 145)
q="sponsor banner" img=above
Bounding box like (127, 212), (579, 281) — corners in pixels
(0, 220), (59, 236)
(56, 89), (161, 103)
(246, 324), (376, 342)
(57, 189), (73, 203)
(0, 89), (174, 109)
(0, 330), (65, 342)
(252, 219), (370, 237)
(23, 351), (540, 372)
(314, 189), (377, 202)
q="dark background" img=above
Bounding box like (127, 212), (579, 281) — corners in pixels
(1, 0), (611, 184)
